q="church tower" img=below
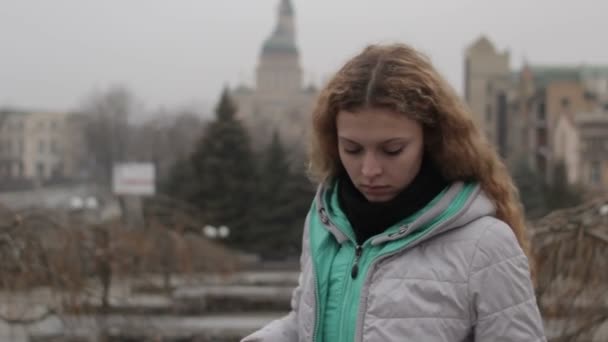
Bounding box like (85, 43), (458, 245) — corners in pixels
(233, 0), (316, 154)
(256, 0), (303, 95)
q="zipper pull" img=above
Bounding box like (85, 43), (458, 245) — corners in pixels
(319, 208), (329, 224)
(351, 245), (363, 279)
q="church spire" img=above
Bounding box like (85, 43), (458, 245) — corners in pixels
(280, 0), (294, 16)
(257, 0), (302, 93)
(262, 0), (297, 54)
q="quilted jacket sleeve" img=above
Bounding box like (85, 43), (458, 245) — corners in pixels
(468, 219), (547, 341)
(240, 214), (311, 342)
(240, 287), (301, 342)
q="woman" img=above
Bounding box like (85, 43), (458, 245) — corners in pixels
(242, 43), (546, 341)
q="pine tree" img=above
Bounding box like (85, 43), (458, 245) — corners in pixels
(283, 163), (316, 255)
(255, 131), (296, 257)
(255, 131), (315, 259)
(512, 159), (584, 219)
(163, 158), (196, 200)
(545, 160), (582, 211)
(512, 159), (547, 219)
(188, 88), (257, 248)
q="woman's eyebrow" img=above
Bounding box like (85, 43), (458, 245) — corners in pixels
(338, 137), (409, 144)
(380, 137), (408, 144)
(338, 137), (360, 144)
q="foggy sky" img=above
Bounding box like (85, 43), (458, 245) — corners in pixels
(1, 0), (607, 115)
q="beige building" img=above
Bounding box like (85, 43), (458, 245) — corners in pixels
(0, 109), (87, 185)
(233, 0), (317, 152)
(464, 36), (512, 157)
(518, 74), (596, 178)
(465, 36), (608, 183)
(554, 111), (608, 192)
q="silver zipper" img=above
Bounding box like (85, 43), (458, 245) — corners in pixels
(387, 224), (409, 238)
(351, 244), (363, 278)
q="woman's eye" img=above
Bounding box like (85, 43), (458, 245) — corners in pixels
(383, 148), (403, 156)
(343, 147), (362, 155)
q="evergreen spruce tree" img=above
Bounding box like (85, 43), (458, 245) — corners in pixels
(255, 131), (293, 257)
(162, 158), (196, 200)
(255, 131), (315, 259)
(545, 160), (582, 211)
(512, 159), (547, 219)
(188, 88), (257, 248)
(283, 163), (316, 255)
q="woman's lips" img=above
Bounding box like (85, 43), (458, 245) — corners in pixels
(359, 185), (391, 195)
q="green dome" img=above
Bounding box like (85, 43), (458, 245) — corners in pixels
(280, 0), (294, 16)
(262, 37), (298, 54)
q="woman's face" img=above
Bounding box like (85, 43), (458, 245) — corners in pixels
(336, 107), (424, 202)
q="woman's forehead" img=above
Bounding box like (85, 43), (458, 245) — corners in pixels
(336, 108), (422, 142)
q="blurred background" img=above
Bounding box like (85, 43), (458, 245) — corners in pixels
(1, 0), (607, 341)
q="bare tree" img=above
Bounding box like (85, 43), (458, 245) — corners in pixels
(0, 194), (240, 324)
(80, 86), (137, 186)
(128, 109), (205, 184)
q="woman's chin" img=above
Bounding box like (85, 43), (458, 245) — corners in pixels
(363, 192), (397, 203)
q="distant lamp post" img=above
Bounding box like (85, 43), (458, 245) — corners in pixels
(85, 196), (99, 209)
(218, 225), (230, 239)
(70, 196), (100, 210)
(203, 225), (218, 239)
(70, 196), (84, 210)
(203, 225), (230, 239)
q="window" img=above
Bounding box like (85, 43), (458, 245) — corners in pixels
(511, 102), (520, 112)
(464, 58), (471, 102)
(589, 138), (603, 150)
(36, 162), (45, 178)
(538, 102), (546, 121)
(537, 128), (547, 147)
(559, 132), (566, 157)
(38, 140), (45, 153)
(486, 104), (492, 123)
(590, 162), (601, 185)
(585, 91), (598, 101)
(50, 140), (58, 155)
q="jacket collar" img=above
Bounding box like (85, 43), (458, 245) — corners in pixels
(314, 180), (495, 246)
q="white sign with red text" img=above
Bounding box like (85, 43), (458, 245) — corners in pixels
(112, 163), (156, 196)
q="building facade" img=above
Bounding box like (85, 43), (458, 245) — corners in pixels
(464, 36), (608, 186)
(464, 36), (512, 157)
(554, 111), (608, 192)
(0, 109), (87, 186)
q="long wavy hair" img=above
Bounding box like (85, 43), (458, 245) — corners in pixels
(309, 43), (532, 262)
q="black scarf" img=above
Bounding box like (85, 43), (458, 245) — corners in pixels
(338, 156), (449, 245)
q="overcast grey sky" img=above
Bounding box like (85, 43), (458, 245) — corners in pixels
(1, 0), (607, 114)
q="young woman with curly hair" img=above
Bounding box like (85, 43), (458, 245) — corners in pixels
(242, 43), (546, 342)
